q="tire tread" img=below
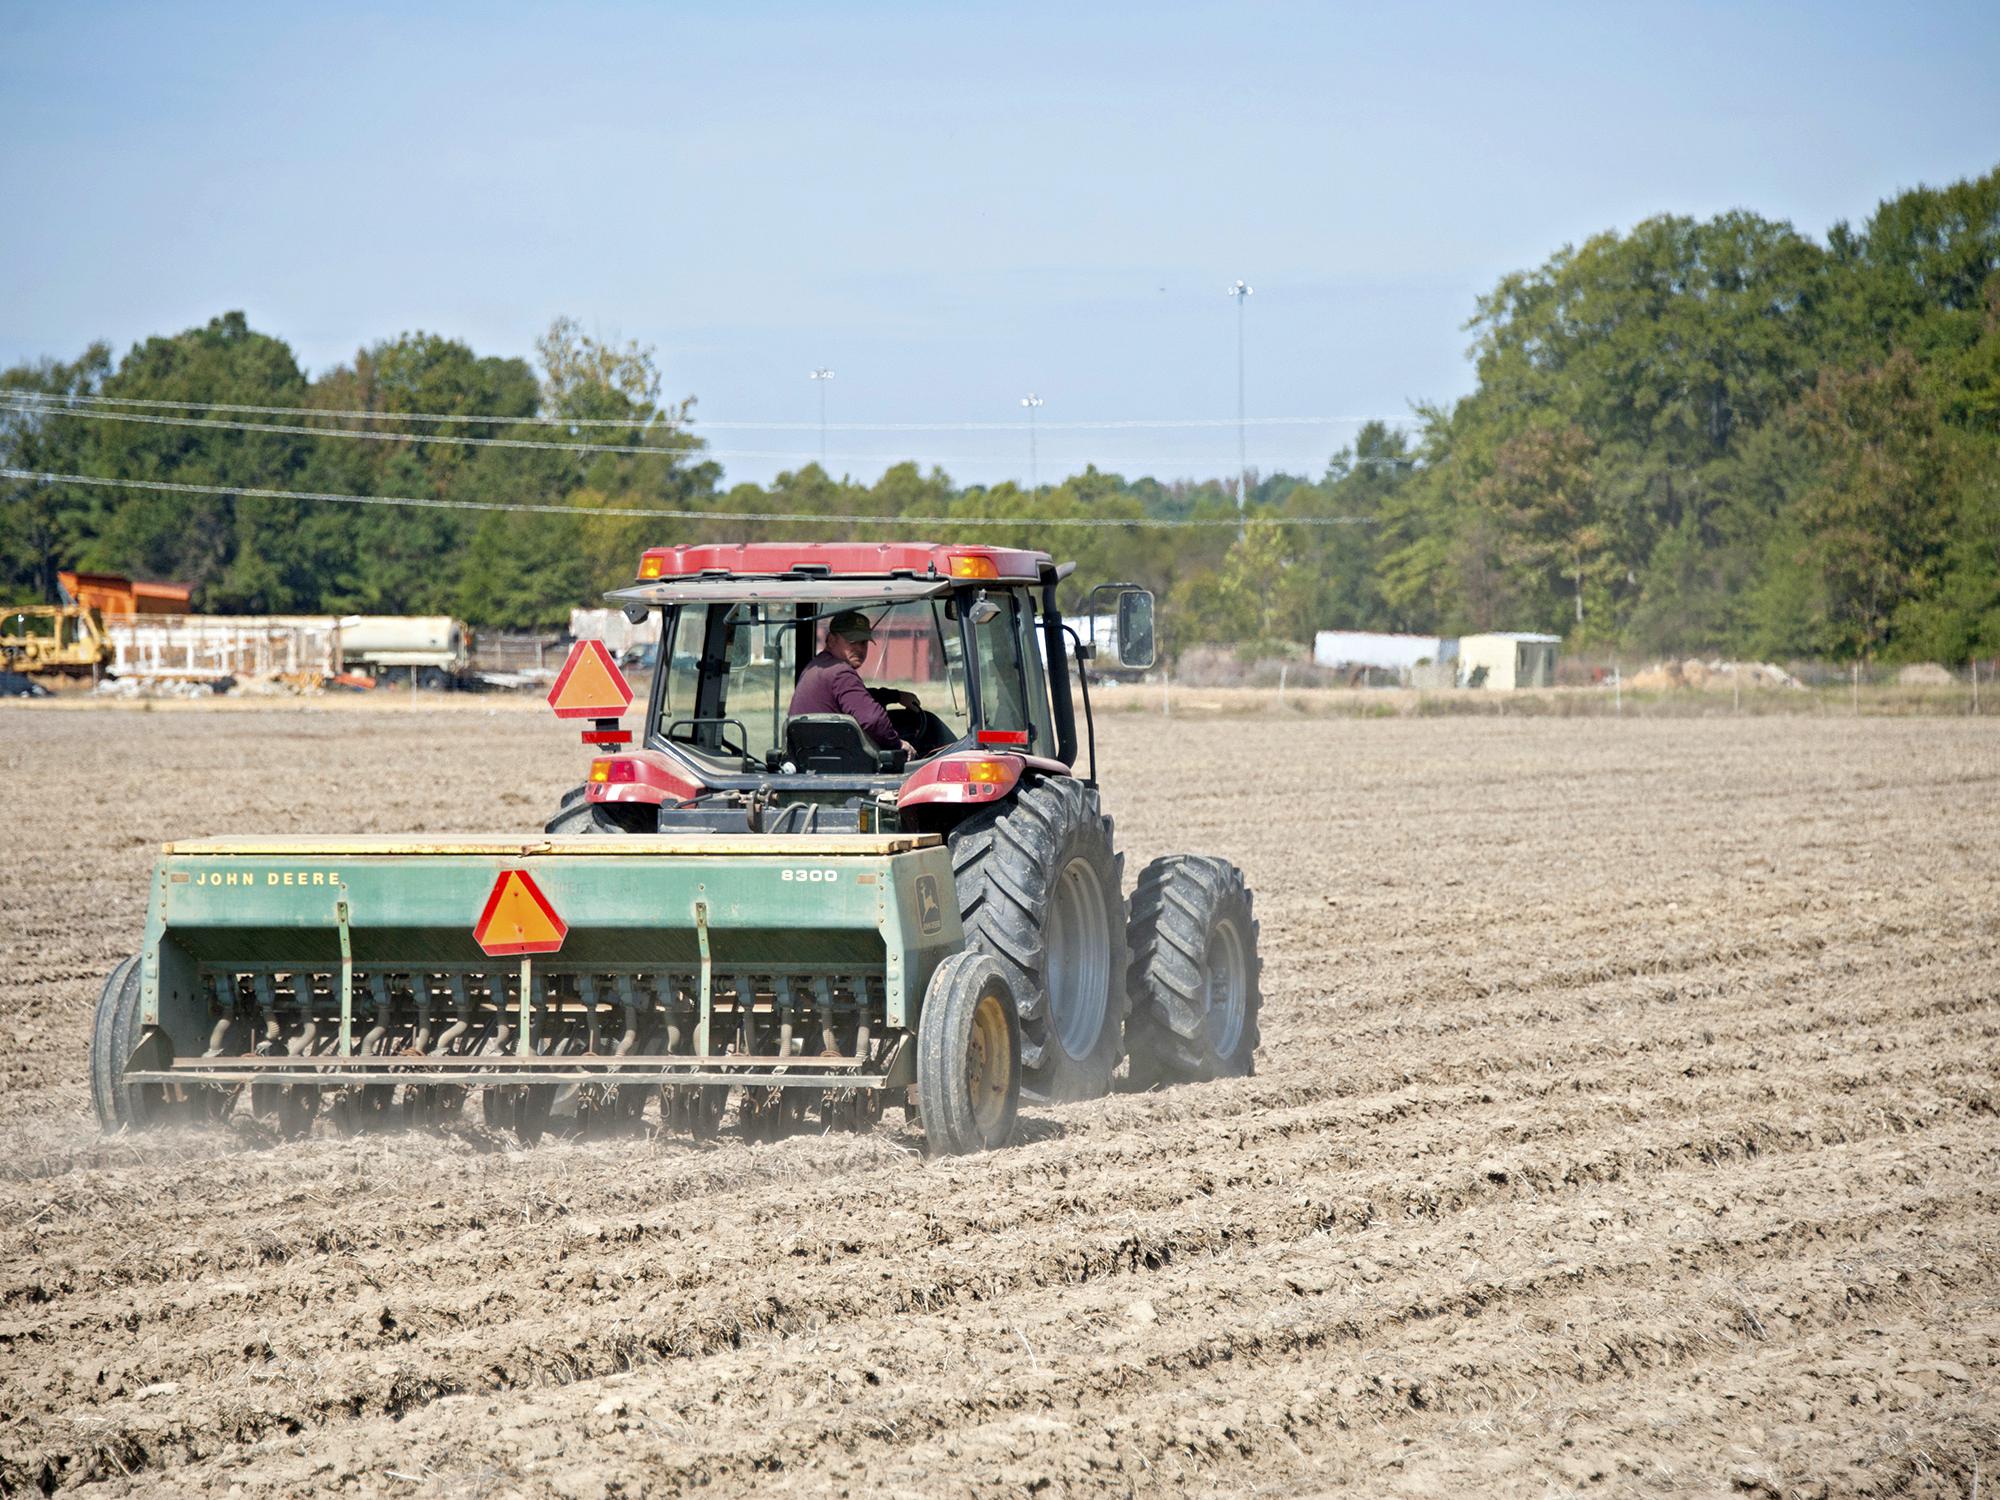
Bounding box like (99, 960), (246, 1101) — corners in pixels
(89, 954), (143, 1131)
(1125, 855), (1262, 1085)
(946, 777), (1128, 1099)
(916, 950), (1020, 1154)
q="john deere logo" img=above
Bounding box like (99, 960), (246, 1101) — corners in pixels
(916, 874), (943, 934)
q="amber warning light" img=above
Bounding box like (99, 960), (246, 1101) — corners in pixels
(947, 552), (1000, 580)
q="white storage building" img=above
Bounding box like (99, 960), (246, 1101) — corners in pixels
(1457, 632), (1560, 689)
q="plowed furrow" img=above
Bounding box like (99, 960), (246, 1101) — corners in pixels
(7, 984), (1990, 1323)
(5, 711), (1996, 1497)
(7, 986), (1987, 1323)
(58, 1138), (1994, 1497)
(4, 1077), (1987, 1490)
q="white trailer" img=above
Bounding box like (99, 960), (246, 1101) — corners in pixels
(1312, 631), (1457, 685)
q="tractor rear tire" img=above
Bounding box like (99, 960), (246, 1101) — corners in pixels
(1124, 856), (1262, 1087)
(917, 950), (1021, 1155)
(89, 953), (144, 1131)
(948, 777), (1127, 1101)
(545, 787), (654, 835)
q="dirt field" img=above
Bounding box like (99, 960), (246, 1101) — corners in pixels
(1, 704), (1994, 1498)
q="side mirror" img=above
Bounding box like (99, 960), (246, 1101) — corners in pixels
(621, 603), (650, 625)
(1116, 590), (1156, 669)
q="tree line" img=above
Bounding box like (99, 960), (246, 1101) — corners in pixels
(4, 166), (1996, 661)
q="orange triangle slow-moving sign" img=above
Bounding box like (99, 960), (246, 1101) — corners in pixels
(473, 869), (568, 956)
(547, 639), (633, 720)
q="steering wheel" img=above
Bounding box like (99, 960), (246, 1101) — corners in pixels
(885, 704), (952, 756)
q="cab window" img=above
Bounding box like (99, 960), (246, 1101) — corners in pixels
(654, 596), (977, 766)
(971, 592), (1053, 752)
(656, 604), (710, 746)
(805, 598), (973, 749)
(656, 602), (798, 764)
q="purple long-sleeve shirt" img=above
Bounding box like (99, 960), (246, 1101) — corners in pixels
(787, 651), (900, 747)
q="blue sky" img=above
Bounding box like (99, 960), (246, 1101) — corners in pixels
(4, 1), (1996, 488)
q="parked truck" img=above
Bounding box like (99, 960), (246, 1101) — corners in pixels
(335, 615), (476, 689)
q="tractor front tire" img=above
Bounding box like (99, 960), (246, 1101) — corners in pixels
(916, 951), (1021, 1155)
(948, 777), (1127, 1101)
(1124, 856), (1262, 1087)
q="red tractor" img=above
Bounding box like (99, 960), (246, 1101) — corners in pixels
(549, 541), (1261, 1102)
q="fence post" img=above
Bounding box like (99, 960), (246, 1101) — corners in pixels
(1974, 658), (1980, 716)
(1277, 663), (1287, 707)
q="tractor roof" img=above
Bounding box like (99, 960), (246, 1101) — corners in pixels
(634, 542), (1054, 585)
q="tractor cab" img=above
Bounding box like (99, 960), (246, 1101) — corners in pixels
(559, 542), (1154, 838)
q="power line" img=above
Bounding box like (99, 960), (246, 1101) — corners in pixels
(0, 395), (1425, 468)
(1, 468), (1379, 528)
(1, 388), (1412, 433)
(0, 399), (717, 460)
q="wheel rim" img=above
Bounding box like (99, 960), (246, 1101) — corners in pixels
(1204, 916), (1249, 1059)
(1046, 856), (1111, 1061)
(967, 987), (1013, 1137)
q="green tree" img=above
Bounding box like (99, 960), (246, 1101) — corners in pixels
(300, 332), (542, 613)
(78, 313), (312, 598)
(7, 169), (1999, 653)
(1168, 524), (1316, 649)
(1464, 424), (1617, 635)
(1757, 351), (1958, 658)
(0, 343), (111, 602)
(448, 318), (714, 626)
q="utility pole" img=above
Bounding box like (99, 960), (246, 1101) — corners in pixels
(809, 368), (834, 468)
(1228, 279), (1253, 538)
(1020, 393), (1043, 492)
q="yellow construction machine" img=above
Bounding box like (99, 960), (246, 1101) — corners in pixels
(0, 603), (112, 677)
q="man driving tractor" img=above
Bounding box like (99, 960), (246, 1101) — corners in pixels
(787, 609), (924, 759)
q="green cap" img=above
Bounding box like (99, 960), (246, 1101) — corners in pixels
(827, 610), (876, 642)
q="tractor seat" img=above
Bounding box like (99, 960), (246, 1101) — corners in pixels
(783, 714), (901, 774)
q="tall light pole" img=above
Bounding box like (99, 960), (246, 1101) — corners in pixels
(1228, 279), (1253, 536)
(809, 368), (834, 467)
(1020, 393), (1044, 492)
